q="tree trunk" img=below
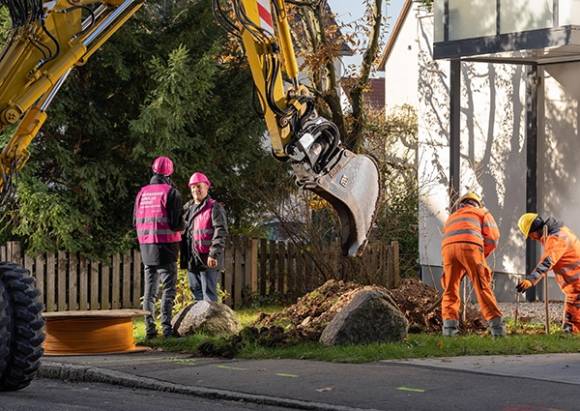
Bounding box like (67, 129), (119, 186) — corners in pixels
(347, 0), (383, 152)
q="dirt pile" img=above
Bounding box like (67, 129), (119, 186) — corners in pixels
(255, 279), (486, 338)
(197, 279), (488, 357)
(388, 278), (486, 333)
(255, 280), (374, 341)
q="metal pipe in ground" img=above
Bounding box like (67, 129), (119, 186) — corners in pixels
(544, 274), (550, 334)
(514, 287), (520, 329)
(462, 279), (467, 322)
(542, 225), (550, 335)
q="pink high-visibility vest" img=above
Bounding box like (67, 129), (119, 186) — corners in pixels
(134, 184), (181, 244)
(192, 198), (216, 254)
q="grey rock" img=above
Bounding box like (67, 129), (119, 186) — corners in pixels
(320, 290), (408, 345)
(171, 301), (241, 337)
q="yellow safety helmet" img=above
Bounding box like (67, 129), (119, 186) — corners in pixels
(459, 192), (482, 206)
(517, 213), (539, 237)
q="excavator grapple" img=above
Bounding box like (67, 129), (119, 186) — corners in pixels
(295, 150), (380, 257)
(288, 118), (380, 256)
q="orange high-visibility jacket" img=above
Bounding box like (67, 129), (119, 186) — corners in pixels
(528, 226), (580, 294)
(442, 206), (500, 257)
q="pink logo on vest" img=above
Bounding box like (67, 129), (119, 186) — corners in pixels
(135, 184), (181, 244)
(193, 198), (216, 254)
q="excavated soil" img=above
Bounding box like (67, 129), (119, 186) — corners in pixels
(196, 281), (565, 356)
(254, 278), (486, 342)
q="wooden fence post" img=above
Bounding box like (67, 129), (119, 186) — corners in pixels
(304, 252), (314, 292)
(122, 252), (132, 308)
(90, 259), (99, 310)
(79, 256), (89, 310)
(69, 252), (79, 311)
(24, 251), (35, 295)
(35, 253), (45, 309)
(101, 259), (111, 310)
(391, 241), (400, 288)
(8, 241), (22, 266)
(277, 242), (286, 294)
(57, 251), (67, 311)
(269, 241), (277, 294)
(386, 244), (394, 289)
(112, 254), (121, 309)
(259, 239), (267, 297)
(243, 239), (258, 305)
(295, 245), (305, 296)
(132, 250), (142, 308)
(46, 253), (56, 312)
(233, 237), (244, 309)
(223, 238), (234, 306)
(287, 242), (296, 299)
(380, 243), (387, 286)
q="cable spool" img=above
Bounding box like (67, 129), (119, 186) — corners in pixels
(43, 310), (149, 356)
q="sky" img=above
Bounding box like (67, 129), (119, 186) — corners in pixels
(327, 0), (405, 70)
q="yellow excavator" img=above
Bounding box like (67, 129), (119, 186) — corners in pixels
(0, 0), (380, 390)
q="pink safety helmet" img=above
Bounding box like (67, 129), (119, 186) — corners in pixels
(152, 156), (174, 176)
(188, 172), (211, 188)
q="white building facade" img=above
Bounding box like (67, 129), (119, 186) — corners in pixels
(381, 0), (580, 301)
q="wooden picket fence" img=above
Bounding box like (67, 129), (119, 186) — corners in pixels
(221, 238), (401, 308)
(1, 241), (143, 313)
(0, 239), (400, 312)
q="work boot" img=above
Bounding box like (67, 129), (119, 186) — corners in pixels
(145, 329), (158, 341)
(442, 319), (459, 337)
(489, 317), (505, 337)
(163, 328), (177, 338)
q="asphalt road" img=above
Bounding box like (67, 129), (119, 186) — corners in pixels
(0, 379), (290, 411)
(40, 354), (580, 411)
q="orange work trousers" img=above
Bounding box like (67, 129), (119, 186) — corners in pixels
(441, 243), (502, 321)
(564, 293), (580, 333)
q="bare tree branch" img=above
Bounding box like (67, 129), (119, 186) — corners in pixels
(347, 0), (383, 151)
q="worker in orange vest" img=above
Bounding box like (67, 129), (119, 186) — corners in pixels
(516, 213), (580, 333)
(441, 192), (504, 336)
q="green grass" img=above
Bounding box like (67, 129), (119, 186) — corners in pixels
(235, 333), (580, 362)
(133, 305), (282, 351)
(236, 306), (282, 327)
(133, 306), (580, 363)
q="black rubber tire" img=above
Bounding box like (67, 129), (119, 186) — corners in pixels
(0, 277), (11, 379)
(0, 262), (45, 391)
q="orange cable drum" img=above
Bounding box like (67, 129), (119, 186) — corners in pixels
(43, 310), (149, 356)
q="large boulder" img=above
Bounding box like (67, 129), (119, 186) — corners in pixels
(320, 289), (408, 345)
(171, 301), (241, 337)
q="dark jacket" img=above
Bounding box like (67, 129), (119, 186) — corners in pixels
(180, 196), (228, 272)
(134, 174), (183, 266)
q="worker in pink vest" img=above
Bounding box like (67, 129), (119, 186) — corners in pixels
(180, 172), (228, 302)
(134, 156), (183, 339)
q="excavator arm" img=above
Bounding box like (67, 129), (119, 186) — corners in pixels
(0, 0), (380, 256)
(0, 0), (143, 196)
(213, 0), (380, 256)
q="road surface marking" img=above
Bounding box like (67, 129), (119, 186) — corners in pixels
(216, 365), (248, 371)
(397, 386), (426, 393)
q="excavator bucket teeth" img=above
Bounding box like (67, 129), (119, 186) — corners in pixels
(304, 150), (380, 257)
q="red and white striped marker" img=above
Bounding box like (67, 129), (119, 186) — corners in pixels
(256, 0), (274, 34)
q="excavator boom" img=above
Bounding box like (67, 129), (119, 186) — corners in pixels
(0, 0), (143, 197)
(214, 0), (381, 256)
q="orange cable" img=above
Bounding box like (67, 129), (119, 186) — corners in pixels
(44, 317), (137, 355)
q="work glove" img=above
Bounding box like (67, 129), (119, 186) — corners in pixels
(516, 279), (533, 293)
